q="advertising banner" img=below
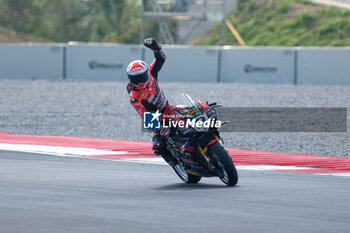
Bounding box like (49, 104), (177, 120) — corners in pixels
(66, 43), (142, 81)
(221, 47), (295, 84)
(297, 48), (350, 85)
(0, 44), (64, 79)
(144, 46), (218, 82)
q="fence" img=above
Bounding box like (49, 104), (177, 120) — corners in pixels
(0, 43), (64, 80)
(0, 42), (349, 85)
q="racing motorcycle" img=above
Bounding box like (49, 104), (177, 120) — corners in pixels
(163, 93), (238, 186)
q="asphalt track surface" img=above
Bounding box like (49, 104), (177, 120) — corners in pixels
(0, 80), (349, 157)
(1, 150), (350, 233)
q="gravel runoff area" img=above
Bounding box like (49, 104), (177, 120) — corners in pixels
(0, 79), (349, 157)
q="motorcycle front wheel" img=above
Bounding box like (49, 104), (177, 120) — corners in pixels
(209, 142), (238, 186)
(172, 164), (202, 184)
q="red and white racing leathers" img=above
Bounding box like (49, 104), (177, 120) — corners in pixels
(127, 48), (173, 120)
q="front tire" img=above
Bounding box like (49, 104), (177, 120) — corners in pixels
(209, 142), (238, 186)
(172, 164), (201, 184)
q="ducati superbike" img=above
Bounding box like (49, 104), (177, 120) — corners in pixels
(164, 93), (238, 186)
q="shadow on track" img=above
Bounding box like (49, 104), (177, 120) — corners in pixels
(154, 182), (239, 191)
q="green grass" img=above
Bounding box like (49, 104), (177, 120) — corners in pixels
(193, 0), (350, 46)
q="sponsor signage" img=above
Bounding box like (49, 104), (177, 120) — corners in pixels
(244, 64), (278, 73)
(221, 48), (295, 84)
(67, 44), (142, 80)
(88, 60), (123, 70)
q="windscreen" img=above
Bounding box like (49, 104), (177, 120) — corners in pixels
(174, 93), (197, 108)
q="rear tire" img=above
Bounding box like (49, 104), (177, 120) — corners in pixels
(209, 142), (238, 186)
(172, 164), (201, 184)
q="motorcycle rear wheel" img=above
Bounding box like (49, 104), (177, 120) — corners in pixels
(209, 142), (238, 186)
(172, 164), (202, 184)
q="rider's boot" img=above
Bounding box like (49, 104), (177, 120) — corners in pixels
(153, 134), (177, 166)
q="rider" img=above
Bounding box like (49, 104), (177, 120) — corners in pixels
(126, 38), (176, 166)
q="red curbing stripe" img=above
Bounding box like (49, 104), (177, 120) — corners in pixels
(0, 132), (350, 174)
(85, 154), (157, 159)
(272, 168), (350, 174)
(0, 132), (155, 156)
(228, 149), (350, 172)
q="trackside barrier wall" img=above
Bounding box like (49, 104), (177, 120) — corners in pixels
(1, 43), (350, 85)
(297, 48), (350, 85)
(0, 43), (64, 79)
(66, 43), (142, 80)
(144, 46), (218, 82)
(220, 47), (295, 84)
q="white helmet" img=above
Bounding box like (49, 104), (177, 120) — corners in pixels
(126, 60), (150, 84)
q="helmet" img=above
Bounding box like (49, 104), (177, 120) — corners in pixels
(126, 60), (150, 84)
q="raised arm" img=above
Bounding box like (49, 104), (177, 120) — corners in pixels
(144, 38), (167, 81)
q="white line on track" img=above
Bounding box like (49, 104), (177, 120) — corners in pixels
(0, 143), (132, 157)
(125, 158), (315, 171)
(318, 173), (350, 177)
(1, 143), (349, 177)
(236, 165), (314, 171)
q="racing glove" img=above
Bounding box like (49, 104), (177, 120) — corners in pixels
(144, 37), (167, 65)
(144, 38), (161, 51)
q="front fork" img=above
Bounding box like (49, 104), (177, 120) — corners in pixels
(196, 132), (222, 175)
